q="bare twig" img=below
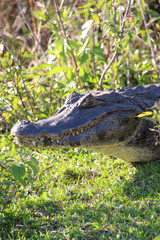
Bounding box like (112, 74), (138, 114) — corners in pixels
(0, 34), (35, 118)
(139, 0), (160, 76)
(0, 162), (8, 171)
(126, 44), (130, 85)
(53, 0), (82, 88)
(28, 0), (38, 36)
(59, 0), (65, 10)
(135, 34), (150, 47)
(92, 23), (97, 83)
(98, 51), (118, 90)
(16, 0), (47, 61)
(0, 115), (12, 130)
(120, 0), (132, 39)
(98, 0), (132, 90)
(64, 0), (81, 29)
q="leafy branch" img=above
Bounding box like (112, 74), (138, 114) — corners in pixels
(138, 101), (160, 146)
(139, 0), (160, 76)
(0, 34), (35, 118)
(98, 0), (132, 90)
(16, 0), (47, 61)
(53, 0), (82, 88)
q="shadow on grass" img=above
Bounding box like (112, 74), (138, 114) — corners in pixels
(0, 200), (64, 239)
(1, 200), (116, 239)
(123, 161), (160, 200)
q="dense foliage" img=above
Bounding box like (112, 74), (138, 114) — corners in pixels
(0, 0), (160, 239)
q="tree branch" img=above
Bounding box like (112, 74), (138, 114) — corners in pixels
(139, 0), (160, 76)
(0, 34), (35, 118)
(98, 0), (132, 90)
(53, 0), (82, 88)
(16, 0), (47, 61)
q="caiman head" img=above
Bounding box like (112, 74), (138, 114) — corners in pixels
(11, 89), (143, 157)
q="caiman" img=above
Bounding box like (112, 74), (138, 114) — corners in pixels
(11, 84), (160, 162)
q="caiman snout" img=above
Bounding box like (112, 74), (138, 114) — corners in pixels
(11, 119), (39, 137)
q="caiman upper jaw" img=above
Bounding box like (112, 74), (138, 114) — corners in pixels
(11, 120), (42, 138)
(11, 120), (30, 136)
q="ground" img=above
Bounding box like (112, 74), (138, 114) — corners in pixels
(1, 141), (160, 239)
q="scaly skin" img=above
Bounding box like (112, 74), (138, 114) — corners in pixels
(11, 84), (160, 162)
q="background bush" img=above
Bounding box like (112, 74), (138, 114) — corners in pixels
(0, 0), (160, 125)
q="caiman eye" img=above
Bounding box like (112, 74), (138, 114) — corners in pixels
(79, 94), (98, 109)
(79, 94), (108, 109)
(80, 97), (94, 108)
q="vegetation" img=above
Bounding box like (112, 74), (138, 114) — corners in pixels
(0, 0), (160, 239)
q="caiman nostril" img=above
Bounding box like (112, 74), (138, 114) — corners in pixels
(21, 120), (30, 125)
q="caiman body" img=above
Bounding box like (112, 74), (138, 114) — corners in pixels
(11, 84), (160, 162)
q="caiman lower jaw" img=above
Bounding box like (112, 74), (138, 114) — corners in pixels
(13, 135), (60, 149)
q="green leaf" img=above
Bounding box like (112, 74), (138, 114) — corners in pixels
(153, 236), (160, 240)
(63, 7), (71, 18)
(0, 74), (7, 79)
(156, 114), (160, 122)
(78, 52), (88, 64)
(78, 37), (89, 56)
(92, 13), (100, 24)
(31, 63), (54, 69)
(68, 39), (79, 49)
(46, 66), (69, 77)
(82, 20), (93, 30)
(77, 2), (94, 9)
(145, 9), (160, 17)
(26, 160), (38, 176)
(81, 20), (93, 39)
(3, 180), (15, 189)
(153, 109), (157, 115)
(97, 0), (105, 9)
(11, 164), (26, 181)
(55, 38), (64, 52)
(148, 16), (160, 25)
(122, 33), (132, 48)
(94, 46), (107, 63)
(32, 8), (48, 21)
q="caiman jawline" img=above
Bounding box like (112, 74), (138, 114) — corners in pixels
(12, 108), (133, 148)
(12, 113), (109, 147)
(13, 121), (94, 148)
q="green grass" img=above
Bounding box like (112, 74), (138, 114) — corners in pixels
(0, 136), (160, 240)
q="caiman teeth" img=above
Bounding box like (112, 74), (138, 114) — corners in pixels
(40, 136), (44, 141)
(32, 140), (36, 146)
(60, 127), (87, 138)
